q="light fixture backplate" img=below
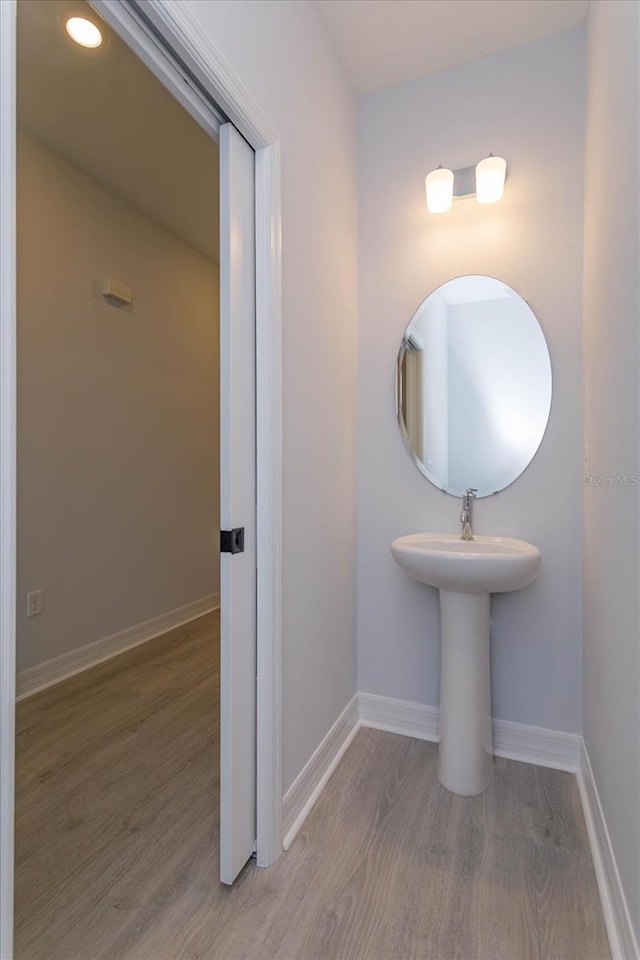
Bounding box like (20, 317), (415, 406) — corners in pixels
(452, 166), (476, 200)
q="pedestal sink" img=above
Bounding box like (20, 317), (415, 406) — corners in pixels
(390, 533), (541, 796)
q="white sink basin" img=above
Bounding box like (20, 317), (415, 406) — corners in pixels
(390, 533), (541, 595)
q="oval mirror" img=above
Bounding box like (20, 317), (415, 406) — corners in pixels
(396, 275), (552, 498)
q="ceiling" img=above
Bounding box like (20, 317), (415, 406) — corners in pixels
(316, 0), (590, 93)
(17, 0), (219, 261)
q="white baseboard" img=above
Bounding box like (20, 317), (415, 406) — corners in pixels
(358, 692), (582, 772)
(282, 694), (360, 851)
(359, 690), (439, 742)
(16, 593), (220, 700)
(492, 716), (582, 772)
(577, 742), (639, 960)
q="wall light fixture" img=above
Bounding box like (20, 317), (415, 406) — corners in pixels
(425, 165), (454, 214)
(475, 154), (507, 204)
(425, 154), (507, 213)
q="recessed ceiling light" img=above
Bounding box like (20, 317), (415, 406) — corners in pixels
(65, 16), (103, 48)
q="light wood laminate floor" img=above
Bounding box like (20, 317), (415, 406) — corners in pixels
(15, 612), (610, 960)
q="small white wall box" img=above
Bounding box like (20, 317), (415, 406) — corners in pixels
(94, 277), (133, 308)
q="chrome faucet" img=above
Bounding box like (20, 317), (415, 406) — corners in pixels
(460, 488), (477, 540)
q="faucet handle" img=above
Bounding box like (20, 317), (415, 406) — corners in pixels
(466, 487), (477, 499)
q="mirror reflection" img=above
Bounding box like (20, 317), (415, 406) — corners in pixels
(396, 276), (552, 498)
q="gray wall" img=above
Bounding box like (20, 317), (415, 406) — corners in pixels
(583, 0), (640, 941)
(17, 132), (220, 672)
(182, 0), (359, 793)
(357, 30), (585, 733)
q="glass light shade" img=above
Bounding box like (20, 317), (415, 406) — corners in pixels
(425, 167), (454, 214)
(65, 17), (103, 48)
(475, 155), (507, 204)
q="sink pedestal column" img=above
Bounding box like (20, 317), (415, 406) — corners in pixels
(438, 590), (493, 795)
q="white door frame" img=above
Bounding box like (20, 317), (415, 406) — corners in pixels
(0, 1), (283, 954)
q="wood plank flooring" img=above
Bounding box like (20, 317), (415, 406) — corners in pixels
(15, 612), (610, 960)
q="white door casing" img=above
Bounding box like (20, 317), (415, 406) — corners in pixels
(219, 121), (257, 884)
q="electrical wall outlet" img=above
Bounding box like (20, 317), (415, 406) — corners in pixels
(27, 590), (43, 618)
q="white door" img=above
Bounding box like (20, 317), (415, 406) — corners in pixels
(219, 122), (257, 884)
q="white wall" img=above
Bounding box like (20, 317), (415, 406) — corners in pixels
(583, 0), (640, 941)
(17, 131), (219, 672)
(180, 0), (359, 792)
(358, 30), (585, 732)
